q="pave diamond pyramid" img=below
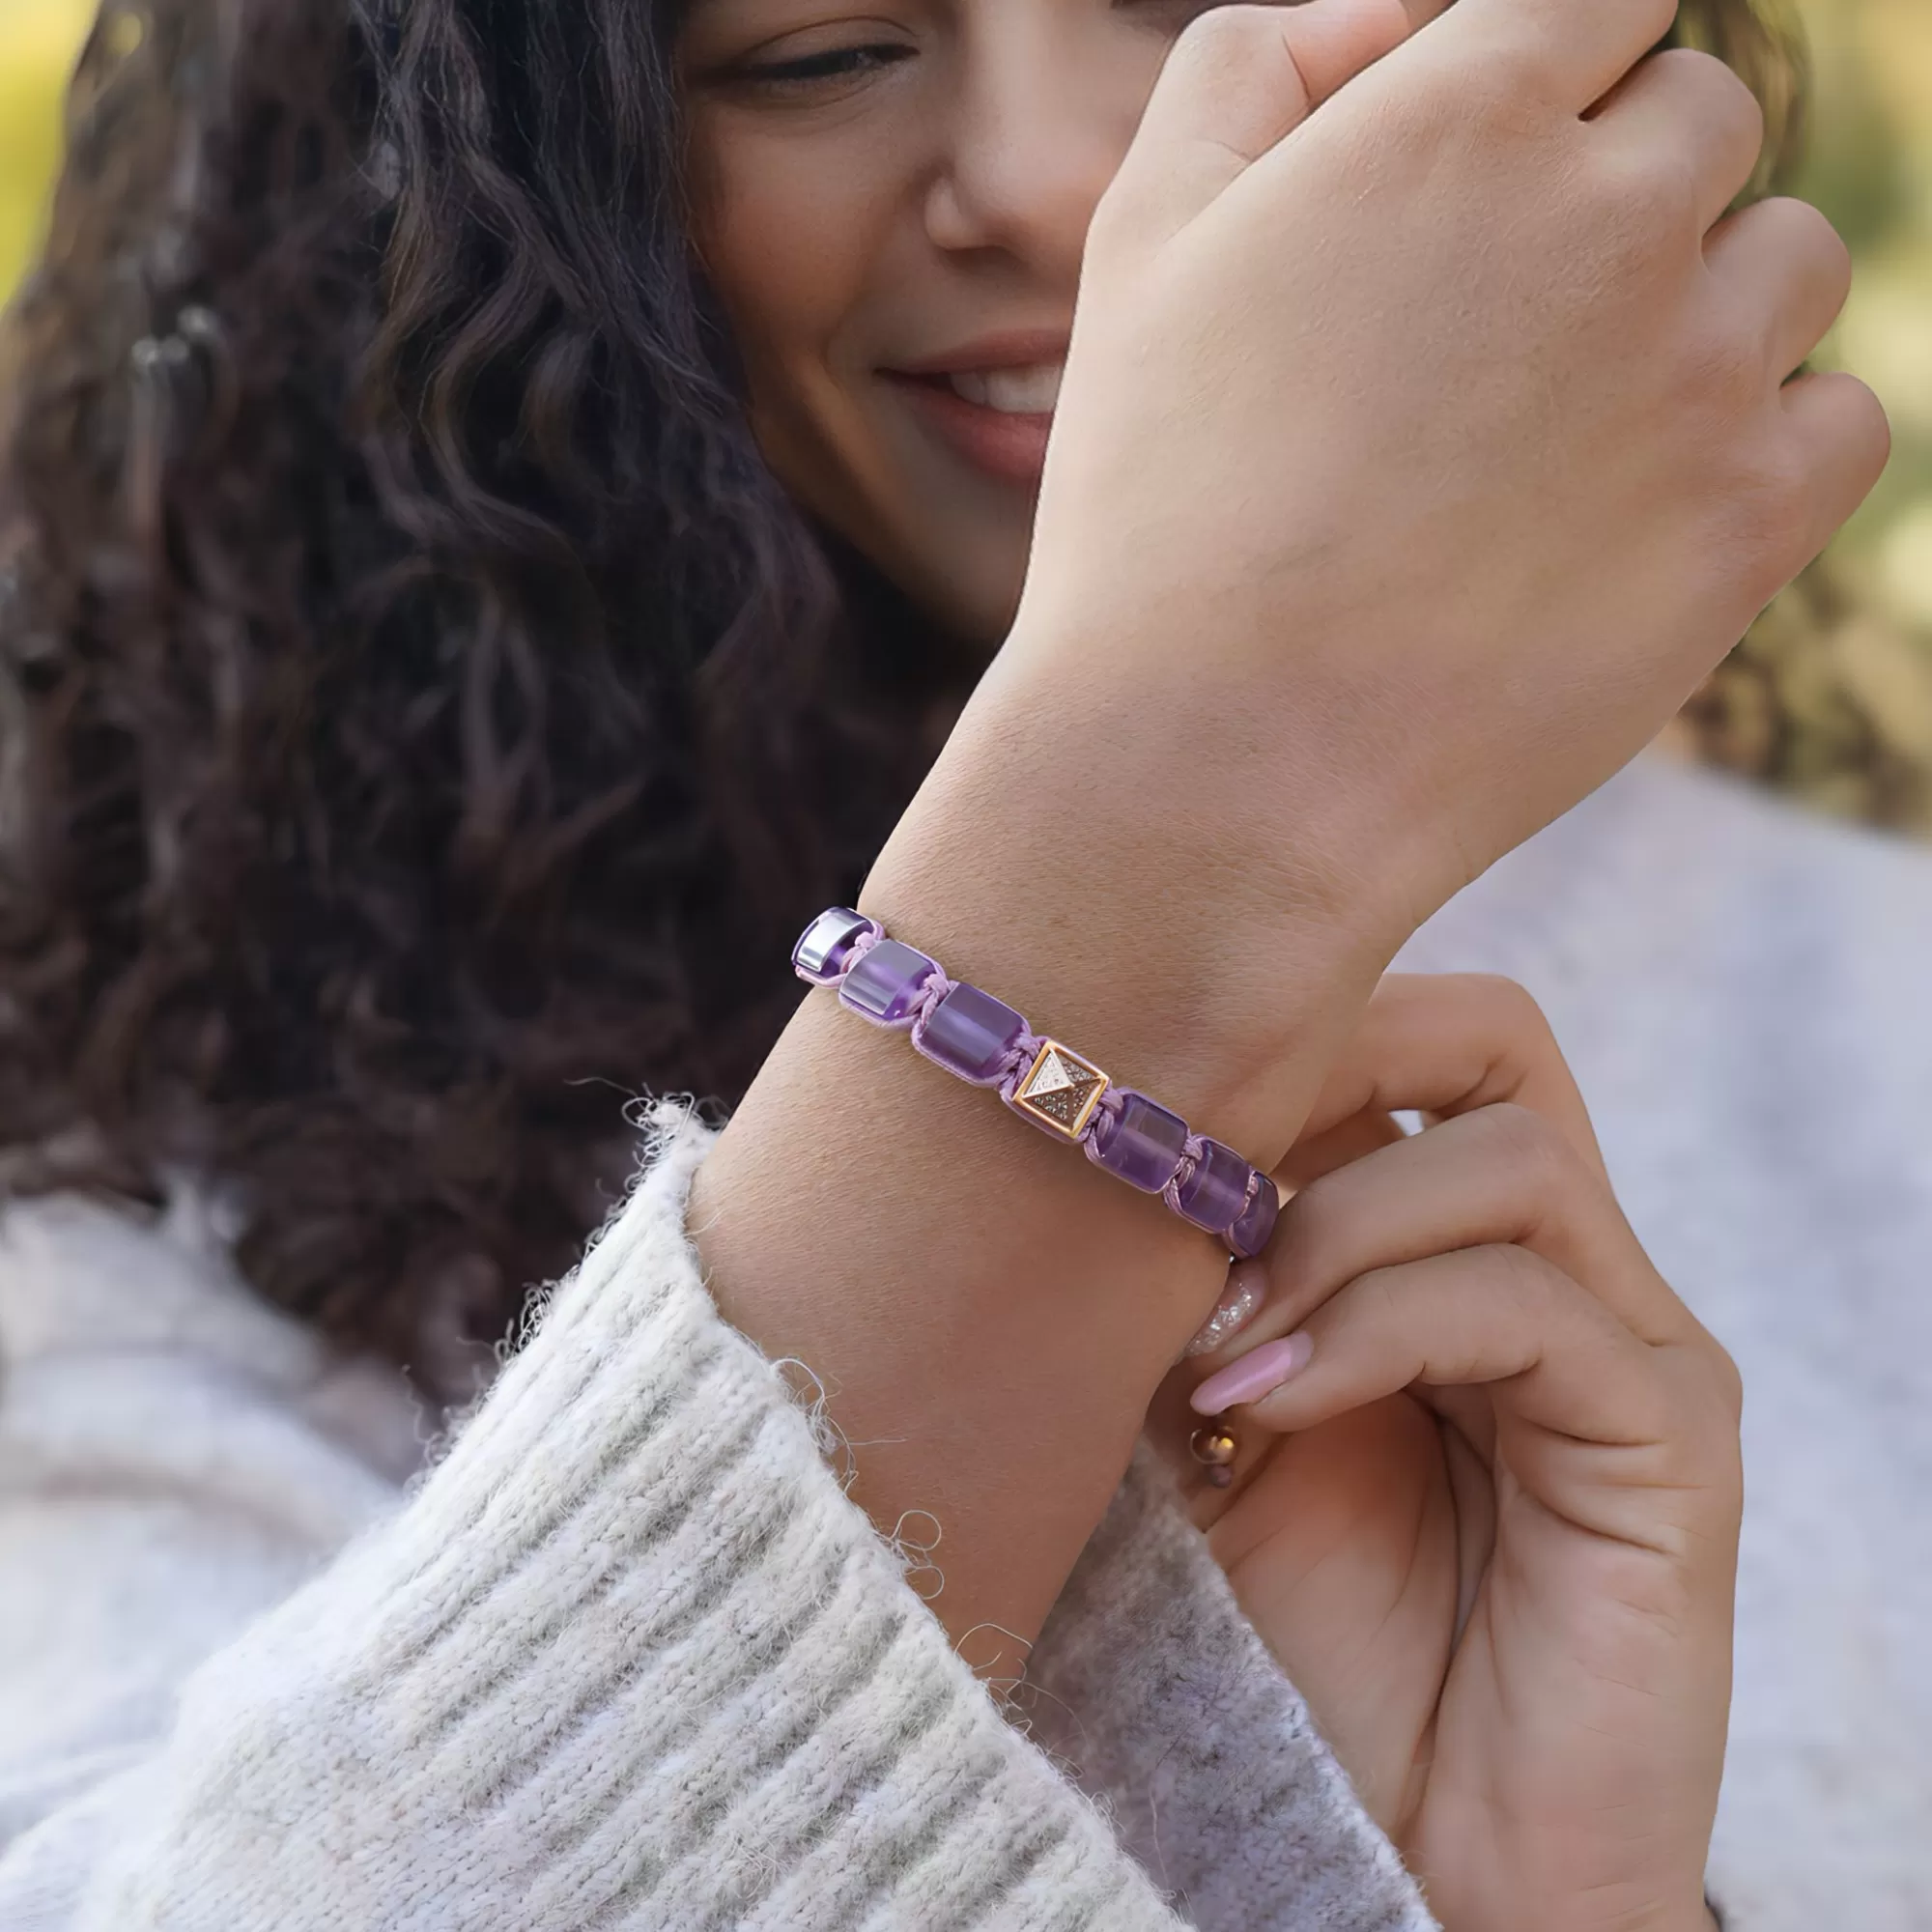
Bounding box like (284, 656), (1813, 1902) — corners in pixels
(1013, 1040), (1106, 1135)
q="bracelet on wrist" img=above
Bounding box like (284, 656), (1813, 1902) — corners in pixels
(792, 906), (1281, 1260)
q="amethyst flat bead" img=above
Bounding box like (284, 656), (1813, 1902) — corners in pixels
(792, 906), (877, 984)
(1090, 1089), (1189, 1194)
(1175, 1137), (1253, 1236)
(838, 936), (939, 1025)
(913, 980), (1027, 1084)
(1227, 1173), (1281, 1259)
(797, 902), (1280, 1260)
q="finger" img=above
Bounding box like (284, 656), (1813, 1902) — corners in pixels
(1262, 1102), (1696, 1348)
(1196, 1100), (1693, 1385)
(1420, 1382), (1499, 1474)
(1198, 1245), (1665, 1454)
(1275, 1102), (1406, 1194)
(1186, 1104), (1405, 1364)
(1778, 369), (1892, 563)
(1191, 976), (1620, 1373)
(1432, 0), (1676, 114)
(1102, 0), (1416, 249)
(1592, 48), (1766, 235)
(1293, 974), (1608, 1182)
(1707, 196), (1853, 383)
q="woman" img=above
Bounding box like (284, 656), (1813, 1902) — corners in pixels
(0, 0), (1905, 1922)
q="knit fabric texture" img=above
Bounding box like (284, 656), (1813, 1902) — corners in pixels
(1028, 1442), (1431, 1928)
(0, 1095), (1431, 1929)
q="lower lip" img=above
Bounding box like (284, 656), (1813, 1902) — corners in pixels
(882, 373), (1053, 487)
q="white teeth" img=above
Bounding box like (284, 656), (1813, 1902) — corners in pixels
(946, 361), (1063, 414)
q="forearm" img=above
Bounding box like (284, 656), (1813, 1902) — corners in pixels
(689, 676), (1403, 1669)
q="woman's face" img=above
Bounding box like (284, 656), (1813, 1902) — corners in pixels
(677, 0), (1206, 649)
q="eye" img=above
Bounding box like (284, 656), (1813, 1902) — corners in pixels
(732, 41), (915, 91)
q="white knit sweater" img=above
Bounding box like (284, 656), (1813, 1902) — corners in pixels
(0, 1096), (1431, 1928)
(1, 753), (1928, 1929)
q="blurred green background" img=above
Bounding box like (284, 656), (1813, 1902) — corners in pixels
(1804, 0), (1932, 611)
(0, 0), (91, 300)
(3, 0), (1930, 831)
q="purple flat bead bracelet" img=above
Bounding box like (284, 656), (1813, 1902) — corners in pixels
(792, 906), (1281, 1260)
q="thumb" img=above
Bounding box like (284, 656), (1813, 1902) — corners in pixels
(1100, 0), (1418, 251)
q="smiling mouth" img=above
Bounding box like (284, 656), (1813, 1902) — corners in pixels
(931, 360), (1065, 413)
(882, 359), (1065, 487)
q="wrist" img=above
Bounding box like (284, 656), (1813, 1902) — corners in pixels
(861, 666), (1415, 1166)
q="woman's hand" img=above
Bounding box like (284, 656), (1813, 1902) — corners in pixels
(875, 0), (1888, 1164)
(1030, 0), (1885, 892)
(1151, 976), (1741, 1932)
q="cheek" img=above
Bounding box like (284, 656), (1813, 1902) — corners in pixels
(685, 111), (910, 391)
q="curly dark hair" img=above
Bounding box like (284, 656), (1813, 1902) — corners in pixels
(0, 0), (1815, 1383)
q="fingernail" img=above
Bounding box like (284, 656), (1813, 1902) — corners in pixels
(1190, 1331), (1314, 1413)
(1184, 1259), (1269, 1358)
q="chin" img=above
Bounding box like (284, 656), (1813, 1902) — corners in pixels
(917, 582), (1021, 668)
(936, 573), (1025, 658)
(788, 462), (1030, 662)
(901, 525), (1032, 657)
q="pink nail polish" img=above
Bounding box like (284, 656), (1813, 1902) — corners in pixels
(1184, 1259), (1268, 1357)
(1190, 1330), (1314, 1413)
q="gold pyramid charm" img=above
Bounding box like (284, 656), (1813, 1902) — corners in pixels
(1011, 1038), (1108, 1138)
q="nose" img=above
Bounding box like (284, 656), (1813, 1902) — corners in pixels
(922, 14), (1151, 284)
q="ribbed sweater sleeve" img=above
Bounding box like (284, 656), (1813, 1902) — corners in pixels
(2, 1100), (1190, 1930)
